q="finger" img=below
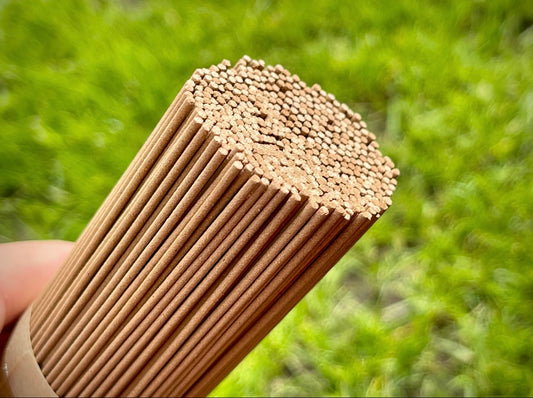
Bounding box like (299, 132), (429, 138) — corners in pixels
(0, 240), (74, 330)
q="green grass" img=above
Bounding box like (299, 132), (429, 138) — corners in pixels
(1, 0), (532, 395)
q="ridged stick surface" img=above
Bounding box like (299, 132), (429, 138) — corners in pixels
(30, 56), (398, 397)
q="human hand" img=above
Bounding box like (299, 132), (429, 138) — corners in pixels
(0, 240), (73, 332)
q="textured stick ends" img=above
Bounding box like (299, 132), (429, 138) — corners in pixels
(189, 56), (398, 218)
(25, 56), (397, 397)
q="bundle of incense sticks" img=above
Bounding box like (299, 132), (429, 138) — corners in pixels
(26, 56), (398, 397)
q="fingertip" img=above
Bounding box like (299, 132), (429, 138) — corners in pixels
(0, 240), (74, 327)
(0, 298), (5, 332)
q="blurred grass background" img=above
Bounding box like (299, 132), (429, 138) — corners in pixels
(1, 0), (532, 395)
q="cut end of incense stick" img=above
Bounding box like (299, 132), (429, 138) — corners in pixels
(186, 56), (398, 218)
(17, 56), (399, 398)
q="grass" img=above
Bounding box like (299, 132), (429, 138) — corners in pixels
(1, 0), (532, 395)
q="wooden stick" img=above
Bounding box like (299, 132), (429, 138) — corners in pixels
(31, 92), (194, 333)
(168, 209), (349, 395)
(65, 171), (264, 396)
(78, 181), (288, 397)
(49, 144), (233, 392)
(111, 192), (305, 397)
(186, 215), (373, 397)
(35, 111), (204, 360)
(28, 57), (398, 398)
(133, 201), (324, 396)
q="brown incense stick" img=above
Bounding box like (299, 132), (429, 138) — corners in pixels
(167, 209), (349, 396)
(2, 56), (398, 398)
(59, 173), (265, 395)
(50, 153), (241, 392)
(75, 181), (289, 397)
(130, 202), (325, 396)
(30, 93), (195, 332)
(153, 206), (337, 396)
(33, 108), (202, 353)
(186, 214), (373, 397)
(42, 127), (221, 373)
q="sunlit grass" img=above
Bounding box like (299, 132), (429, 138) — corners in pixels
(1, 0), (532, 395)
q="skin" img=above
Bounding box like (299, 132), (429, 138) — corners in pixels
(0, 240), (74, 332)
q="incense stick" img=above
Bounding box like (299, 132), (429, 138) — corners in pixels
(30, 93), (195, 332)
(20, 56), (399, 398)
(186, 215), (373, 397)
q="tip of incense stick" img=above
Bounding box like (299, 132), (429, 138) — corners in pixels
(189, 57), (398, 220)
(249, 174), (262, 184)
(308, 199), (320, 211)
(243, 163), (255, 174)
(288, 190), (302, 204)
(317, 206), (329, 217)
(232, 160), (244, 170)
(361, 211), (372, 220)
(279, 185), (290, 195)
(217, 147), (230, 157)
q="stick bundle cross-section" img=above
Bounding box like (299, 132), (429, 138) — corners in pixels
(29, 56), (399, 397)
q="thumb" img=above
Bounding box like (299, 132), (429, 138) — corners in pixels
(0, 240), (74, 331)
